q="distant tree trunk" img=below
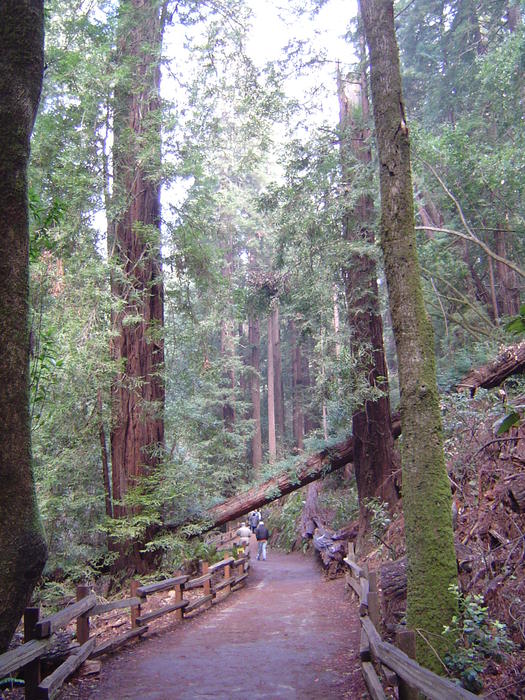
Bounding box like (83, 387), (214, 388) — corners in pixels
(220, 225), (235, 430)
(221, 319), (236, 430)
(302, 340), (318, 434)
(97, 390), (113, 518)
(267, 311), (277, 463)
(337, 56), (399, 533)
(0, 0), (48, 652)
(290, 320), (304, 451)
(494, 229), (520, 318)
(360, 0), (458, 672)
(249, 316), (263, 472)
(272, 303), (285, 446)
(110, 0), (166, 572)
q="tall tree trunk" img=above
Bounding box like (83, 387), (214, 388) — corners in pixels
(272, 303), (285, 446)
(267, 311), (276, 463)
(360, 0), (458, 672)
(97, 390), (113, 518)
(249, 316), (263, 472)
(0, 0), (48, 651)
(290, 320), (304, 451)
(337, 56), (399, 533)
(110, 0), (166, 572)
(494, 229), (520, 318)
(220, 223), (235, 430)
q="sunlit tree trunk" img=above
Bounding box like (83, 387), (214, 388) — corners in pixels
(0, 0), (47, 651)
(360, 0), (458, 672)
(110, 0), (166, 571)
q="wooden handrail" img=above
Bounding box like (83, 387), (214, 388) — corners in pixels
(185, 573), (212, 590)
(34, 594), (97, 639)
(0, 638), (52, 678)
(208, 556), (235, 573)
(344, 558), (481, 699)
(0, 552), (251, 700)
(136, 575), (188, 597)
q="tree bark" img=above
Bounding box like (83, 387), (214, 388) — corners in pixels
(0, 0), (48, 651)
(110, 0), (166, 571)
(272, 303), (285, 445)
(494, 228), (520, 318)
(457, 340), (525, 395)
(290, 320), (304, 451)
(249, 316), (263, 472)
(97, 390), (113, 518)
(360, 0), (458, 671)
(337, 54), (399, 534)
(267, 310), (277, 462)
(206, 415), (401, 529)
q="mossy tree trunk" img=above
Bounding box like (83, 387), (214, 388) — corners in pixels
(360, 0), (458, 672)
(0, 0), (48, 652)
(110, 0), (166, 572)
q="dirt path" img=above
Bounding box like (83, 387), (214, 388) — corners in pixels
(68, 548), (366, 699)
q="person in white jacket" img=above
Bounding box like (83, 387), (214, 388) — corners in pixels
(236, 522), (251, 551)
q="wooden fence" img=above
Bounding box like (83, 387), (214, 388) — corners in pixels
(344, 546), (480, 700)
(0, 552), (250, 700)
(205, 527), (238, 551)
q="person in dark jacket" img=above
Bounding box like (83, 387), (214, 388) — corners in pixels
(255, 520), (270, 561)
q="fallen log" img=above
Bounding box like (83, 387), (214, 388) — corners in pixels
(207, 416), (401, 530)
(457, 340), (525, 395)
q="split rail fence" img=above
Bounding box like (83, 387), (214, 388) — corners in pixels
(0, 550), (250, 700)
(344, 546), (480, 700)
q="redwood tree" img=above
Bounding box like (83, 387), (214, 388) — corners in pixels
(110, 0), (166, 570)
(0, 0), (48, 651)
(360, 0), (458, 671)
(337, 56), (399, 535)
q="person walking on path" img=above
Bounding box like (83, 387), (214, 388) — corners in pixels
(236, 522), (251, 552)
(249, 510), (260, 533)
(255, 520), (270, 560)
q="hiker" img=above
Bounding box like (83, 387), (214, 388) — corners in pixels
(255, 520), (270, 561)
(249, 510), (261, 533)
(236, 521), (251, 551)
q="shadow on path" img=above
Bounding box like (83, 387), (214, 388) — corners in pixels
(80, 548), (366, 699)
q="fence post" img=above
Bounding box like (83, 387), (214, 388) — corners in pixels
(396, 628), (418, 700)
(174, 570), (184, 621)
(23, 607), (41, 700)
(76, 584), (91, 645)
(201, 560), (212, 608)
(130, 580), (141, 629)
(224, 552), (232, 595)
(368, 570), (381, 632)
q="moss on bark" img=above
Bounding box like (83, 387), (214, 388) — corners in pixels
(360, 0), (458, 672)
(0, 0), (47, 652)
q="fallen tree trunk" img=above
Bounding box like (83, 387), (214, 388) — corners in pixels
(206, 415), (401, 530)
(457, 340), (525, 395)
(313, 524), (347, 578)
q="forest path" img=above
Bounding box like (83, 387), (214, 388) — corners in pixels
(77, 545), (366, 699)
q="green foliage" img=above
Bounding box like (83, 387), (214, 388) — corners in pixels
(363, 497), (391, 538)
(505, 304), (525, 336)
(443, 584), (514, 693)
(266, 493), (304, 551)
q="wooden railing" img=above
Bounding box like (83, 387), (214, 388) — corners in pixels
(344, 546), (479, 700)
(205, 527), (238, 550)
(0, 553), (250, 700)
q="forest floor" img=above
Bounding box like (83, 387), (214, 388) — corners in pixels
(53, 544), (366, 699)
